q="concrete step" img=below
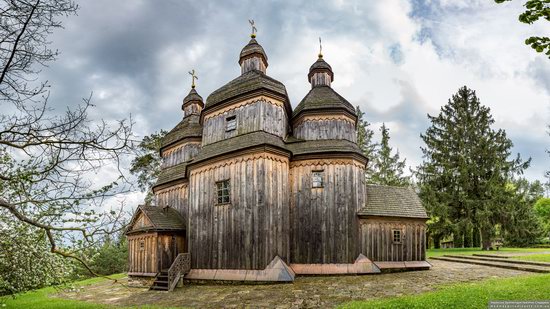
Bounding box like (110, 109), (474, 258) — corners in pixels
(473, 254), (510, 259)
(430, 256), (550, 273)
(445, 255), (550, 267)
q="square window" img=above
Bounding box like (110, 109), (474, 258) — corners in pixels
(392, 230), (402, 243)
(216, 180), (231, 204)
(225, 116), (236, 132)
(312, 170), (324, 188)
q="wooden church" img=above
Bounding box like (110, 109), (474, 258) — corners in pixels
(126, 28), (430, 289)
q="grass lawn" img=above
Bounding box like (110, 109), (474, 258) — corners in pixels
(0, 274), (126, 309)
(426, 247), (549, 258)
(341, 273), (550, 309)
(514, 253), (550, 263)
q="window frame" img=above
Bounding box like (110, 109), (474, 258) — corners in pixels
(312, 170), (324, 188)
(392, 229), (402, 244)
(225, 115), (237, 132)
(216, 179), (231, 205)
(139, 240), (145, 250)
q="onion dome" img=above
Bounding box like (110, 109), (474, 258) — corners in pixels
(239, 38), (268, 74)
(308, 55), (334, 88)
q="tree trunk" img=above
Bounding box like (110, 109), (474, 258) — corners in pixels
(481, 228), (492, 250)
(473, 226), (481, 248)
(453, 229), (464, 248)
(464, 226), (473, 248)
(433, 234), (441, 249)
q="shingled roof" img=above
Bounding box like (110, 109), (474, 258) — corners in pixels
(161, 114), (202, 150)
(182, 88), (204, 108)
(308, 57), (334, 82)
(239, 38), (268, 65)
(126, 205), (185, 235)
(204, 70), (288, 111)
(190, 131), (288, 165)
(154, 162), (187, 189)
(358, 185), (428, 219)
(292, 86), (357, 119)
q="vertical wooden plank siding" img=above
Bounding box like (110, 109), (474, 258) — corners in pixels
(127, 233), (158, 274)
(289, 158), (365, 264)
(201, 99), (287, 146)
(188, 152), (290, 269)
(155, 184), (188, 221)
(359, 218), (427, 262)
(162, 142), (201, 168)
(293, 118), (357, 143)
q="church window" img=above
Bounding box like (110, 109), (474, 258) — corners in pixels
(392, 229), (402, 244)
(139, 240), (145, 250)
(312, 170), (324, 188)
(225, 116), (237, 131)
(216, 180), (231, 204)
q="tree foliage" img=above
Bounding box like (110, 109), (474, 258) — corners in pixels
(535, 197), (550, 237)
(0, 0), (134, 287)
(368, 123), (410, 186)
(130, 130), (166, 204)
(356, 106), (377, 176)
(417, 86), (530, 250)
(495, 0), (550, 58)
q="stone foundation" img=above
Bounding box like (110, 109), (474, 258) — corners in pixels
(127, 275), (155, 288)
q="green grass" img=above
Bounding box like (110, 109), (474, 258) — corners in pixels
(341, 273), (550, 309)
(514, 253), (550, 263)
(0, 274), (125, 309)
(426, 247), (549, 258)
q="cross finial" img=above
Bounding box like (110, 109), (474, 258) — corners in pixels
(318, 37), (323, 58)
(188, 69), (198, 89)
(249, 19), (257, 38)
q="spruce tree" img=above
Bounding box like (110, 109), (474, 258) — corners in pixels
(369, 123), (411, 186)
(417, 86), (530, 250)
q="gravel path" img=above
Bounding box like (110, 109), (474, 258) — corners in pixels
(57, 259), (534, 308)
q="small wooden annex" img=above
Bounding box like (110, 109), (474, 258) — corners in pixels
(128, 30), (431, 283)
(126, 205), (186, 277)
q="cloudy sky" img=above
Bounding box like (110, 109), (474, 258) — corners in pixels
(43, 0), (549, 199)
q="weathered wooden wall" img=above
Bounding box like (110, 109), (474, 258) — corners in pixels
(289, 158), (366, 264)
(162, 143), (200, 168)
(201, 98), (287, 146)
(359, 218), (426, 262)
(155, 183), (188, 221)
(293, 116), (356, 142)
(128, 232), (157, 275)
(157, 233), (186, 271)
(183, 104), (202, 117)
(241, 56), (266, 74)
(310, 72), (331, 87)
(188, 152), (290, 269)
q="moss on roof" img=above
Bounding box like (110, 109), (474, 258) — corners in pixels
(292, 86), (356, 119)
(126, 205), (185, 234)
(161, 114), (202, 150)
(358, 185), (428, 219)
(205, 70), (287, 111)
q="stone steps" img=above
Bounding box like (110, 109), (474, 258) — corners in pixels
(445, 255), (550, 267)
(472, 253), (510, 259)
(430, 256), (550, 273)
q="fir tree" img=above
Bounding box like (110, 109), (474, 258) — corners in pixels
(369, 123), (410, 186)
(417, 86), (530, 250)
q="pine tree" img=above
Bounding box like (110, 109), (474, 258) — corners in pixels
(417, 86), (530, 250)
(369, 123), (411, 186)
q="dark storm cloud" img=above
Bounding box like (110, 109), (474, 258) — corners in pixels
(37, 0), (549, 183)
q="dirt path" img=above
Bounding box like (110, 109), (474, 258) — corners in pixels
(57, 260), (534, 308)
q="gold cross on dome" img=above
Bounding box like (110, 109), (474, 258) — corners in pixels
(319, 37), (323, 58)
(188, 69), (198, 89)
(249, 19), (257, 38)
